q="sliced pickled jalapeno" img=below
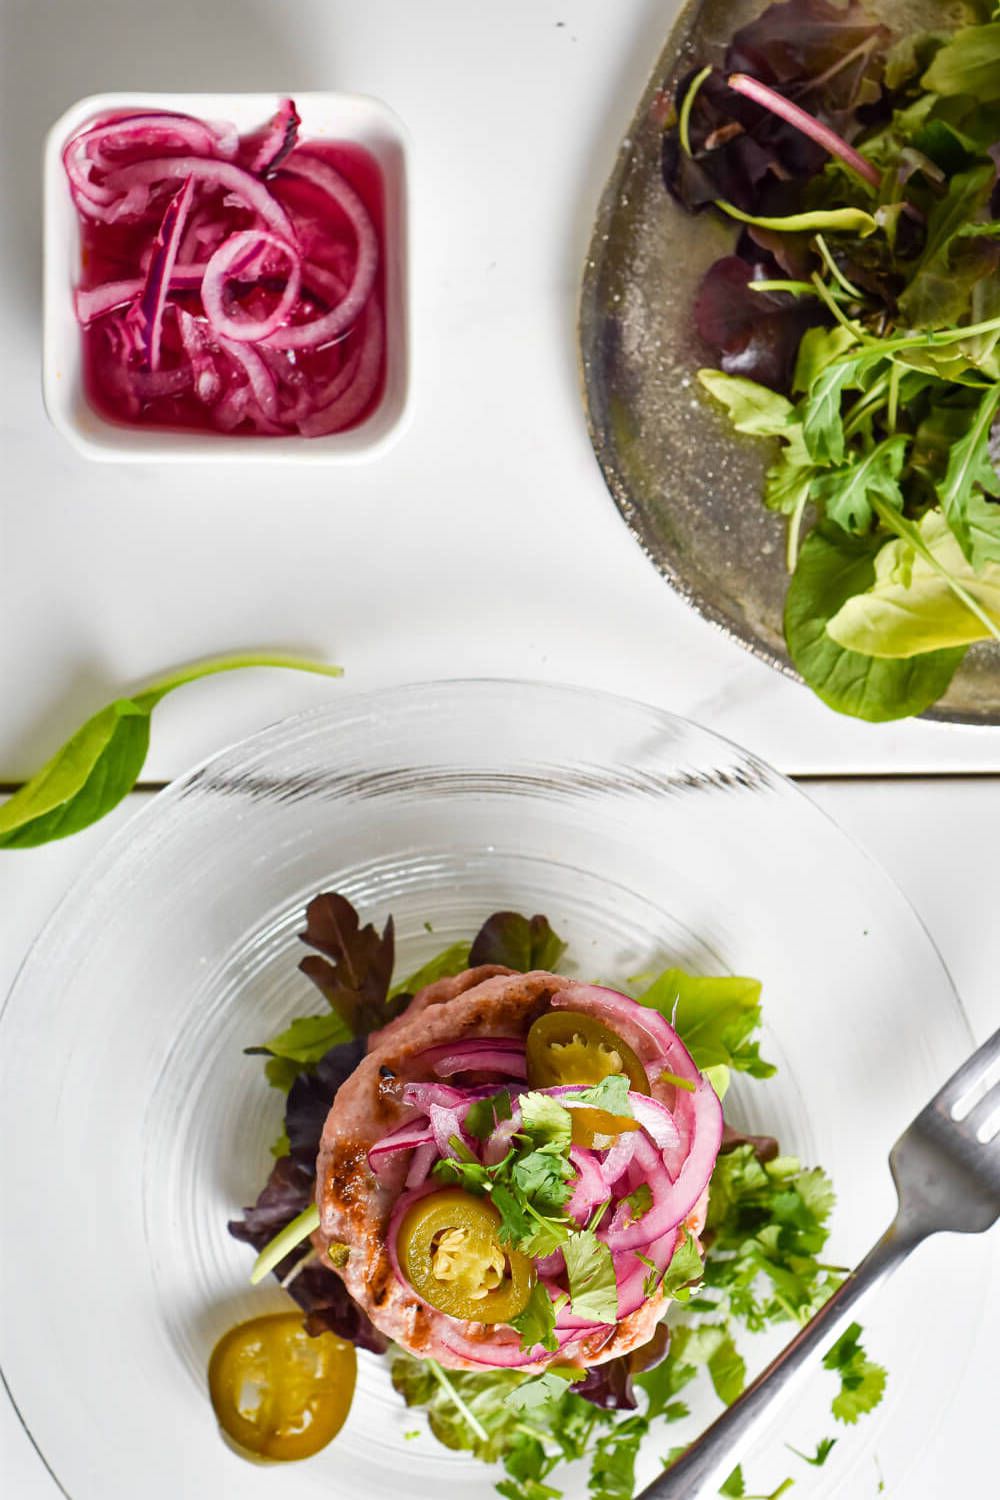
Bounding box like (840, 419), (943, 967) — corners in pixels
(396, 1188), (535, 1322)
(525, 1010), (650, 1094)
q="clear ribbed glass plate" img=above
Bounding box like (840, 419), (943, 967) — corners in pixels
(0, 681), (982, 1499)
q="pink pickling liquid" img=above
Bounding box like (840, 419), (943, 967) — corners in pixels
(76, 134), (387, 435)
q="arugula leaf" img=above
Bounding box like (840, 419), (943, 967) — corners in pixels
(0, 652), (342, 849)
(826, 508), (1000, 655)
(822, 1322), (888, 1424)
(785, 523), (966, 720)
(812, 435), (908, 534)
(564, 1231), (619, 1323)
(510, 1282), (560, 1354)
(468, 912), (567, 972)
(638, 968), (775, 1079)
(936, 386), (1000, 564)
(801, 357), (866, 464)
(562, 1074), (634, 1116)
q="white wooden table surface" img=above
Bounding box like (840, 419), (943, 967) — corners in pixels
(1, 1), (997, 1496)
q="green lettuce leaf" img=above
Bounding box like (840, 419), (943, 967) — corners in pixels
(921, 21), (1000, 99)
(697, 370), (797, 436)
(826, 508), (1000, 655)
(638, 968), (775, 1079)
(785, 523), (966, 719)
(468, 912), (566, 972)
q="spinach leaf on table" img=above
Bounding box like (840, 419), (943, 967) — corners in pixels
(0, 652), (342, 849)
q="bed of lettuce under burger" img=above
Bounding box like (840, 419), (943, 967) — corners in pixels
(663, 0), (1000, 722)
(230, 900), (886, 1500)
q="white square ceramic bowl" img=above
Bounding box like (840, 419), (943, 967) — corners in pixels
(43, 91), (411, 463)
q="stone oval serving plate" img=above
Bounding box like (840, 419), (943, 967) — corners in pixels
(578, 0), (1000, 724)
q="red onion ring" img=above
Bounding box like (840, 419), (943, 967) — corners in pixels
(367, 1116), (436, 1180)
(297, 298), (384, 435)
(615, 1227), (680, 1318)
(63, 111), (237, 216)
(567, 1146), (608, 1219)
(401, 1081), (466, 1112)
(215, 332), (281, 419)
(416, 1037), (527, 1080)
(262, 152), (377, 349)
(405, 1141), (438, 1189)
(201, 230), (302, 343)
(103, 157), (296, 239)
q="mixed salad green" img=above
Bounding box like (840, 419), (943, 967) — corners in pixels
(231, 900), (887, 1499)
(664, 0), (1000, 720)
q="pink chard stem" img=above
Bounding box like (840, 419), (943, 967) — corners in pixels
(727, 72), (882, 190)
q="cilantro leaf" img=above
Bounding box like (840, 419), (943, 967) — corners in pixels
(465, 1090), (513, 1141)
(519, 1092), (574, 1151)
(636, 1328), (697, 1419)
(588, 1414), (646, 1500)
(563, 1073), (634, 1116)
(787, 1436), (837, 1467)
(720, 1467), (745, 1497)
(510, 1282), (559, 1354)
(512, 1148), (575, 1214)
(490, 1180), (538, 1246)
(660, 1230), (706, 1300)
(564, 1231), (619, 1323)
(622, 1182), (653, 1224)
(682, 1323), (747, 1406)
(822, 1323), (888, 1424)
(638, 968), (775, 1079)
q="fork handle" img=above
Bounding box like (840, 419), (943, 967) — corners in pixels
(636, 1217), (923, 1500)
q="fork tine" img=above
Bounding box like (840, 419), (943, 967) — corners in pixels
(929, 1025), (1000, 1112)
(965, 1078), (1000, 1141)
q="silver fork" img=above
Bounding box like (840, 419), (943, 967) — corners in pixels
(638, 1025), (1000, 1500)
